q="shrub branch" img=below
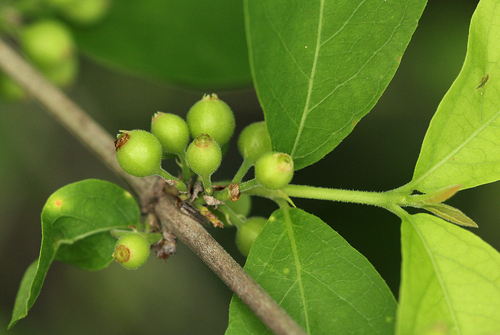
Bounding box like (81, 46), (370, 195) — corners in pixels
(0, 37), (306, 335)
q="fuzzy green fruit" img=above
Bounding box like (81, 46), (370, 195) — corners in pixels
(113, 233), (150, 270)
(235, 217), (267, 256)
(151, 112), (190, 155)
(238, 121), (272, 163)
(20, 20), (75, 68)
(255, 152), (294, 190)
(185, 134), (222, 177)
(186, 94), (235, 146)
(115, 130), (163, 177)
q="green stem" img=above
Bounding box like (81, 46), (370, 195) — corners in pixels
(157, 168), (187, 192)
(232, 159), (253, 184)
(177, 153), (192, 183)
(218, 205), (245, 228)
(201, 174), (213, 195)
(239, 178), (259, 193)
(282, 184), (408, 210)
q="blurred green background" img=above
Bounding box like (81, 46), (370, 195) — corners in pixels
(2, 0), (498, 334)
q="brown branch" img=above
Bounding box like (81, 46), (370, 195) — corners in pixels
(0, 37), (306, 335)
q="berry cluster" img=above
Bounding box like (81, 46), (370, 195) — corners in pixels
(0, 0), (112, 101)
(114, 94), (295, 260)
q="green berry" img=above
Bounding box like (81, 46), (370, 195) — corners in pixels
(42, 56), (78, 87)
(186, 94), (235, 146)
(227, 193), (252, 218)
(115, 130), (163, 177)
(112, 233), (150, 270)
(58, 0), (112, 25)
(238, 121), (272, 163)
(20, 19), (75, 68)
(235, 217), (267, 256)
(0, 73), (26, 102)
(255, 152), (294, 190)
(44, 0), (76, 8)
(151, 112), (190, 155)
(185, 134), (222, 177)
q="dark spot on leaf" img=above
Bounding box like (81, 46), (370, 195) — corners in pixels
(476, 74), (489, 89)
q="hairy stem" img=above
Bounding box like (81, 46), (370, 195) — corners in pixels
(232, 158), (253, 184)
(0, 37), (306, 335)
(283, 184), (408, 210)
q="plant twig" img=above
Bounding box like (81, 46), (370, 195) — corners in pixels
(156, 193), (306, 335)
(0, 37), (306, 335)
(0, 37), (151, 195)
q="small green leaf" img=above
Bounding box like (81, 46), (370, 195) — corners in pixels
(412, 0), (500, 192)
(226, 208), (396, 334)
(245, 0), (427, 170)
(70, 0), (250, 88)
(422, 203), (478, 228)
(8, 179), (139, 329)
(397, 213), (500, 334)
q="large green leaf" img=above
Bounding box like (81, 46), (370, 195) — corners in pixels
(226, 208), (397, 334)
(245, 0), (427, 170)
(412, 0), (500, 192)
(397, 213), (500, 334)
(9, 179), (140, 329)
(70, 0), (250, 88)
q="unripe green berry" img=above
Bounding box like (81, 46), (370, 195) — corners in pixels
(227, 193), (252, 218)
(185, 134), (222, 177)
(113, 233), (150, 270)
(0, 73), (26, 102)
(20, 19), (75, 68)
(151, 112), (190, 155)
(238, 121), (272, 163)
(235, 217), (267, 256)
(58, 0), (112, 25)
(115, 130), (163, 177)
(42, 56), (78, 87)
(44, 0), (76, 8)
(255, 152), (294, 190)
(186, 94), (235, 146)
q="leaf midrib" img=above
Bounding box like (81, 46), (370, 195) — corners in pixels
(413, 108), (500, 190)
(407, 215), (461, 334)
(291, 0), (325, 158)
(282, 207), (310, 334)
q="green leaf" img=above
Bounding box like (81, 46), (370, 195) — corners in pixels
(245, 0), (427, 170)
(70, 0), (251, 88)
(397, 213), (500, 334)
(412, 0), (500, 192)
(226, 208), (397, 334)
(8, 179), (139, 329)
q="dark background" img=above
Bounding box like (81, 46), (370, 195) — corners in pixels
(1, 0), (496, 334)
